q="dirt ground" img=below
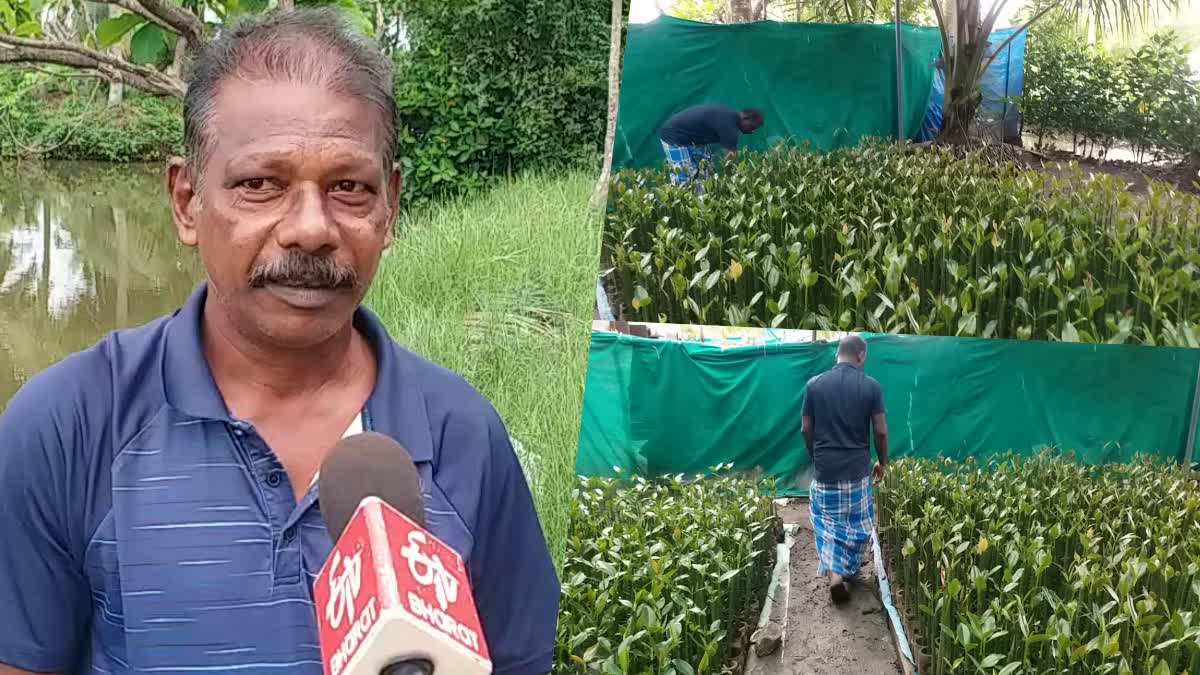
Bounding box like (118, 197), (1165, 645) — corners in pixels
(774, 501), (900, 675)
(1019, 149), (1198, 196)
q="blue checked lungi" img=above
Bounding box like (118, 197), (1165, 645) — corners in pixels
(661, 140), (713, 186)
(810, 475), (874, 577)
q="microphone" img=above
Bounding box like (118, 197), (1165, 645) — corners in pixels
(313, 432), (493, 675)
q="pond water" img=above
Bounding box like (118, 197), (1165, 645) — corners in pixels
(0, 162), (203, 407)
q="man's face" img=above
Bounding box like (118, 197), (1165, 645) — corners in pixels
(167, 77), (401, 348)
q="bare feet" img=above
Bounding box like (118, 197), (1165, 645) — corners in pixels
(830, 572), (850, 605)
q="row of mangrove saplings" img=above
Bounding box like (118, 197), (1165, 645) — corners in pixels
(878, 452), (1200, 674)
(553, 468), (778, 674)
(605, 144), (1200, 346)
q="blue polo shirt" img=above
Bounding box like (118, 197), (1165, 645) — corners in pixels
(0, 283), (558, 674)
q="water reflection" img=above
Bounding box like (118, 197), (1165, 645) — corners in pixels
(0, 162), (204, 406)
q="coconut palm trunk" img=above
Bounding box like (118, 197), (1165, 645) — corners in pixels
(933, 0), (1160, 144)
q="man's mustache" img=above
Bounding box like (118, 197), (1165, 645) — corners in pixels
(248, 252), (358, 289)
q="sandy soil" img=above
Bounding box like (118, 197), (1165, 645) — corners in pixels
(774, 502), (900, 675)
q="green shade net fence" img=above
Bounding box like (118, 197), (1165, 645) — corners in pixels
(576, 332), (1200, 494)
(612, 16), (944, 171)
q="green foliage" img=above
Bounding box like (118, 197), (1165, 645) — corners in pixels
(554, 468), (778, 674)
(669, 0), (727, 22)
(129, 24), (173, 66)
(0, 69), (182, 161)
(668, 0), (931, 25)
(1024, 17), (1200, 163)
(96, 14), (145, 47)
(0, 0), (38, 35)
(606, 143), (1200, 344)
(2, 0), (622, 196)
(390, 0), (622, 206)
(879, 452), (1200, 675)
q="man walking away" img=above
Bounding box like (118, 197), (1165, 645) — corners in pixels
(801, 335), (888, 605)
(658, 104), (764, 185)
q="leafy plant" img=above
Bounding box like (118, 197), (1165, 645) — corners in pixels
(554, 467), (778, 674)
(390, 0), (623, 206)
(0, 69), (183, 161)
(879, 451), (1200, 674)
(1024, 20), (1200, 165)
(605, 142), (1200, 345)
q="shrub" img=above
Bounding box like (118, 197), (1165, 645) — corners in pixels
(1023, 18), (1200, 165)
(0, 69), (182, 162)
(605, 143), (1200, 345)
(554, 468), (778, 675)
(390, 0), (624, 206)
(878, 452), (1200, 674)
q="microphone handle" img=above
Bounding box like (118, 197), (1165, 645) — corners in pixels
(380, 659), (434, 675)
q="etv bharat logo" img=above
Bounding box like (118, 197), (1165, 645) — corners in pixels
(399, 530), (458, 611)
(325, 547), (363, 630)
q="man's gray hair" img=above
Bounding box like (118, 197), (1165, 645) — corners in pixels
(837, 334), (867, 360)
(183, 7), (397, 175)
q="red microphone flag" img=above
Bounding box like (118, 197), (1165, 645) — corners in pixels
(314, 496), (492, 675)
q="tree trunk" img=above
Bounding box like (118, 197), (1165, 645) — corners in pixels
(591, 0), (625, 210)
(107, 78), (125, 106)
(727, 0), (764, 22)
(107, 8), (125, 106)
(168, 35), (187, 79)
(278, 0), (294, 11)
(938, 89), (979, 145)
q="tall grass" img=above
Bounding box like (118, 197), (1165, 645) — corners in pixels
(366, 171), (600, 570)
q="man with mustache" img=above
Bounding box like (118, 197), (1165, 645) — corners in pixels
(0, 9), (558, 674)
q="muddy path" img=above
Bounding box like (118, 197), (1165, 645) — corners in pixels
(774, 502), (899, 675)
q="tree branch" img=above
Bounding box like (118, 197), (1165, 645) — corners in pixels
(98, 0), (204, 45)
(591, 0), (624, 210)
(0, 34), (184, 97)
(107, 0), (178, 35)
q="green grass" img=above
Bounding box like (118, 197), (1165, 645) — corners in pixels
(365, 170), (601, 571)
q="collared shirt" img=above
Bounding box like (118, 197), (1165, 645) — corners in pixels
(0, 283), (559, 674)
(802, 362), (886, 483)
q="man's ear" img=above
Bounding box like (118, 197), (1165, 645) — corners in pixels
(167, 158), (199, 247)
(383, 166), (402, 248)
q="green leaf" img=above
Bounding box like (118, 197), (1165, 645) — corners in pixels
(96, 14), (145, 48)
(631, 286), (651, 311)
(14, 19), (39, 36)
(979, 653), (1004, 668)
(671, 660), (696, 675)
(296, 0), (372, 33)
(1061, 321), (1080, 343)
(129, 23), (169, 65)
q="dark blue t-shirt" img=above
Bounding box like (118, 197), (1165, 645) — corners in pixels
(802, 362), (886, 483)
(659, 104), (743, 150)
(0, 283), (558, 675)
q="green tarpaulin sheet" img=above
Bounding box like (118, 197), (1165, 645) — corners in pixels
(612, 16), (943, 171)
(576, 332), (1200, 494)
